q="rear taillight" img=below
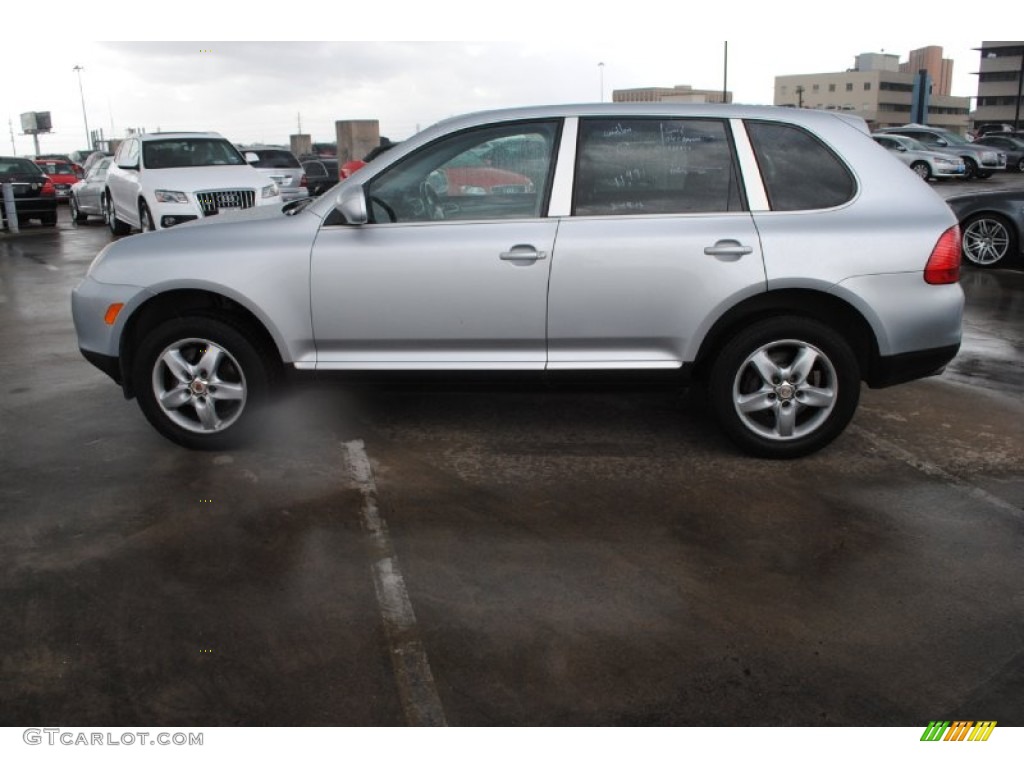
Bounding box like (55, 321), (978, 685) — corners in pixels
(40, 179), (56, 196)
(924, 225), (961, 285)
(299, 174), (308, 188)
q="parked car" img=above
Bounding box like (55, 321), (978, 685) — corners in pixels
(104, 132), (282, 234)
(69, 149), (95, 166)
(340, 141), (399, 179)
(971, 135), (1024, 172)
(72, 104), (964, 459)
(33, 158), (82, 201)
(946, 190), (1024, 268)
(0, 155), (57, 226)
(69, 157), (114, 223)
(237, 146), (309, 202)
(301, 157), (339, 196)
(83, 151), (113, 174)
(974, 123), (1016, 137)
(870, 133), (965, 180)
(876, 123), (1006, 179)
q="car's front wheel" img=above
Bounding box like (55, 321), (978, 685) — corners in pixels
(961, 214), (1016, 268)
(104, 192), (130, 235)
(709, 316), (861, 459)
(133, 316), (273, 450)
(910, 161), (930, 180)
(70, 195), (87, 223)
(140, 200), (156, 232)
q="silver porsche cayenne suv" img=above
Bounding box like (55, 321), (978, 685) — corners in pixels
(72, 104), (964, 458)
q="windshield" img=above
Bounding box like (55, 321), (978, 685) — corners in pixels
(939, 132), (970, 146)
(143, 139), (246, 169)
(0, 158), (43, 175)
(36, 161), (75, 175)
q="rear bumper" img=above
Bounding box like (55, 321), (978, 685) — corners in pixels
(867, 343), (960, 388)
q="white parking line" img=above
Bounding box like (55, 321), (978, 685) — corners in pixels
(343, 439), (448, 726)
(849, 424), (1022, 518)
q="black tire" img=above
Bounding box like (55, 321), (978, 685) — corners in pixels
(962, 157), (978, 180)
(41, 211), (57, 226)
(976, 171), (993, 180)
(1017, 157), (1024, 173)
(132, 316), (274, 450)
(910, 161), (930, 180)
(104, 191), (130, 235)
(139, 200), (156, 232)
(961, 214), (1017, 268)
(70, 195), (87, 223)
(708, 316), (861, 459)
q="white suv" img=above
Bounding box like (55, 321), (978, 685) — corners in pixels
(103, 132), (281, 233)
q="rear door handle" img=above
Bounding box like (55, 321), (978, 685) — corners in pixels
(704, 240), (753, 259)
(500, 245), (547, 261)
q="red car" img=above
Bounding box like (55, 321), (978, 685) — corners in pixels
(34, 158), (83, 202)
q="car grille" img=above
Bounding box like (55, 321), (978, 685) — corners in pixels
(195, 189), (255, 216)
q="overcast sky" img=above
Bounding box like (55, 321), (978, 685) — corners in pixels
(2, 2), (1005, 155)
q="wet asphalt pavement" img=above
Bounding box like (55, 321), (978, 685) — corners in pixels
(1, 180), (1022, 726)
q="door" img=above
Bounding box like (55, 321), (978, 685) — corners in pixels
(310, 120), (562, 370)
(547, 117), (765, 369)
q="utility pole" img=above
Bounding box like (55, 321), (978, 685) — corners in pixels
(722, 42), (728, 103)
(8, 118), (16, 154)
(73, 65), (91, 150)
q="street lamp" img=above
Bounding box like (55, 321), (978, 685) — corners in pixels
(73, 65), (91, 150)
(598, 62), (605, 103)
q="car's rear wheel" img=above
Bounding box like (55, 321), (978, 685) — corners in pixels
(961, 214), (1017, 268)
(910, 161), (930, 180)
(133, 316), (272, 450)
(70, 195), (87, 223)
(709, 316), (860, 459)
(104, 192), (130, 235)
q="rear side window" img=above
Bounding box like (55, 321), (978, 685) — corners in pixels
(574, 118), (744, 215)
(746, 121), (855, 211)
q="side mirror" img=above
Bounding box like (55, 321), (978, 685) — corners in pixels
(934, 139), (947, 147)
(335, 185), (368, 225)
(244, 152), (259, 164)
(896, 145), (907, 152)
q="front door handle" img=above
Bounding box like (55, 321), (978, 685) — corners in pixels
(500, 245), (547, 262)
(704, 240), (753, 259)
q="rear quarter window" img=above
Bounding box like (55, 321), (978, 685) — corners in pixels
(746, 121), (856, 211)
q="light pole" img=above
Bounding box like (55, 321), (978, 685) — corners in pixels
(598, 62), (605, 103)
(73, 65), (91, 150)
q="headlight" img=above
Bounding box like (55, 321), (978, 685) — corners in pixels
(933, 157), (954, 165)
(154, 189), (188, 203)
(261, 183), (280, 198)
(979, 151), (997, 163)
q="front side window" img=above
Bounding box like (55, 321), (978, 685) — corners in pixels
(143, 139), (246, 169)
(365, 121), (558, 223)
(746, 121), (855, 211)
(573, 118), (744, 216)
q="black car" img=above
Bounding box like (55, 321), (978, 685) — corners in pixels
(0, 156), (58, 227)
(972, 135), (1024, 173)
(300, 157), (339, 197)
(946, 190), (1024, 268)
